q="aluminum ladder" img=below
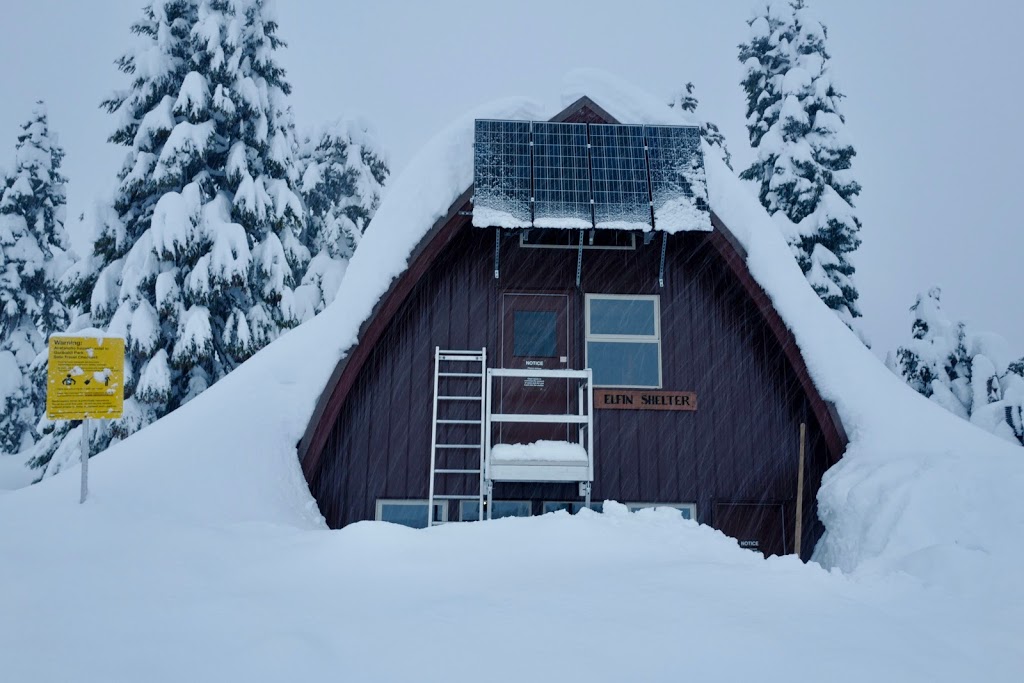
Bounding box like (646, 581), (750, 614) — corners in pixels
(428, 347), (487, 526)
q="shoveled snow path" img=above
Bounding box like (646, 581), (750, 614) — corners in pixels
(1, 503), (1016, 682)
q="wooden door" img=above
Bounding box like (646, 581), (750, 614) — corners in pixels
(499, 292), (571, 444)
(713, 502), (788, 558)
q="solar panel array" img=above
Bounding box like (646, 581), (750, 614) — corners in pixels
(472, 120), (710, 233)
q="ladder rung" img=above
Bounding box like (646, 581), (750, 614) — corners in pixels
(436, 419), (482, 425)
(432, 494), (481, 500)
(438, 372), (482, 377)
(439, 349), (485, 356)
(438, 396), (482, 401)
(435, 444), (481, 449)
(439, 355), (484, 362)
(435, 469), (482, 474)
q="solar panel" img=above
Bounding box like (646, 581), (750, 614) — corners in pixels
(531, 122), (592, 229)
(472, 119), (711, 234)
(644, 125), (711, 232)
(472, 120), (533, 228)
(589, 124), (651, 230)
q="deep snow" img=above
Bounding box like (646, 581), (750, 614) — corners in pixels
(1, 70), (1022, 680)
(1, 495), (1020, 682)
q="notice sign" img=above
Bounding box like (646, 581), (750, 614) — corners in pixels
(46, 336), (125, 420)
(595, 389), (697, 411)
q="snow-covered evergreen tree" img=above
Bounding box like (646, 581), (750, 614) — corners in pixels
(668, 82), (732, 170)
(295, 120), (388, 314)
(0, 102), (72, 454)
(738, 0), (863, 331)
(44, 0), (307, 469)
(896, 288), (971, 418)
(738, 1), (790, 183)
(895, 287), (1024, 447)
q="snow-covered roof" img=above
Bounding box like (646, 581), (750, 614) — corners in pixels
(6, 70), (1023, 582)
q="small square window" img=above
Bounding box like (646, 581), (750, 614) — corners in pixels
(513, 310), (557, 357)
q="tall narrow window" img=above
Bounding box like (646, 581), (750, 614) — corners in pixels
(585, 294), (662, 388)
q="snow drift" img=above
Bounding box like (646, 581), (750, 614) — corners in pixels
(3, 70), (1023, 587)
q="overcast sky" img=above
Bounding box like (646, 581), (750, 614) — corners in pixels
(1, 0), (1021, 359)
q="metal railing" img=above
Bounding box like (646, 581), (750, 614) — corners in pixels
(483, 368), (594, 518)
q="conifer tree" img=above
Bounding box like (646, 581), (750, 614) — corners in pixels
(895, 288), (1024, 446)
(0, 102), (72, 454)
(40, 0), (307, 471)
(295, 120), (388, 314)
(668, 83), (732, 170)
(738, 0), (864, 331)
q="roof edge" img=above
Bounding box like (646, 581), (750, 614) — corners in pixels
(550, 95), (622, 125)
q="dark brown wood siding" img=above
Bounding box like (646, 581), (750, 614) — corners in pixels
(306, 224), (833, 559)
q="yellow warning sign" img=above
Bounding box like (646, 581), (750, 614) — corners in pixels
(46, 336), (125, 420)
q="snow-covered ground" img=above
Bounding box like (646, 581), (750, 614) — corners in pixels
(2, 72), (1022, 680)
(0, 454), (34, 491)
(1, 480), (1020, 682)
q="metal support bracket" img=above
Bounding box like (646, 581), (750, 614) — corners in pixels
(576, 229), (584, 287)
(579, 481), (592, 508)
(658, 231), (668, 288)
(494, 228), (501, 280)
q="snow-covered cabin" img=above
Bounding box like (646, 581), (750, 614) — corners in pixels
(298, 94), (849, 559)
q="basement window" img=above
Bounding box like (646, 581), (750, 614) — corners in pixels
(585, 294), (662, 388)
(543, 501), (604, 514)
(626, 503), (696, 520)
(460, 500), (532, 521)
(375, 500), (447, 528)
(520, 229), (636, 250)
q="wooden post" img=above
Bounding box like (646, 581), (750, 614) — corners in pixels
(794, 422), (806, 558)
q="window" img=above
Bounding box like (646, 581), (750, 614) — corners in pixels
(626, 503), (696, 520)
(375, 500), (447, 528)
(513, 310), (557, 357)
(460, 500), (532, 521)
(585, 294), (662, 388)
(520, 229), (636, 250)
(543, 501), (604, 515)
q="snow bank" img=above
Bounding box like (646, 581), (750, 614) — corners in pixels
(1, 501), (1019, 681)
(703, 150), (1024, 579)
(4, 70), (1022, 590)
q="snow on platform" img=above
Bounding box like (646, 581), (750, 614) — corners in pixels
(490, 440), (588, 463)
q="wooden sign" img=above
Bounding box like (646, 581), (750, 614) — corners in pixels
(595, 389), (697, 411)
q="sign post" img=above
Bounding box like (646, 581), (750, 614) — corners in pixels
(45, 334), (125, 503)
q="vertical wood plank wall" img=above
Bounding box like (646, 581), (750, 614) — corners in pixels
(307, 225), (833, 559)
